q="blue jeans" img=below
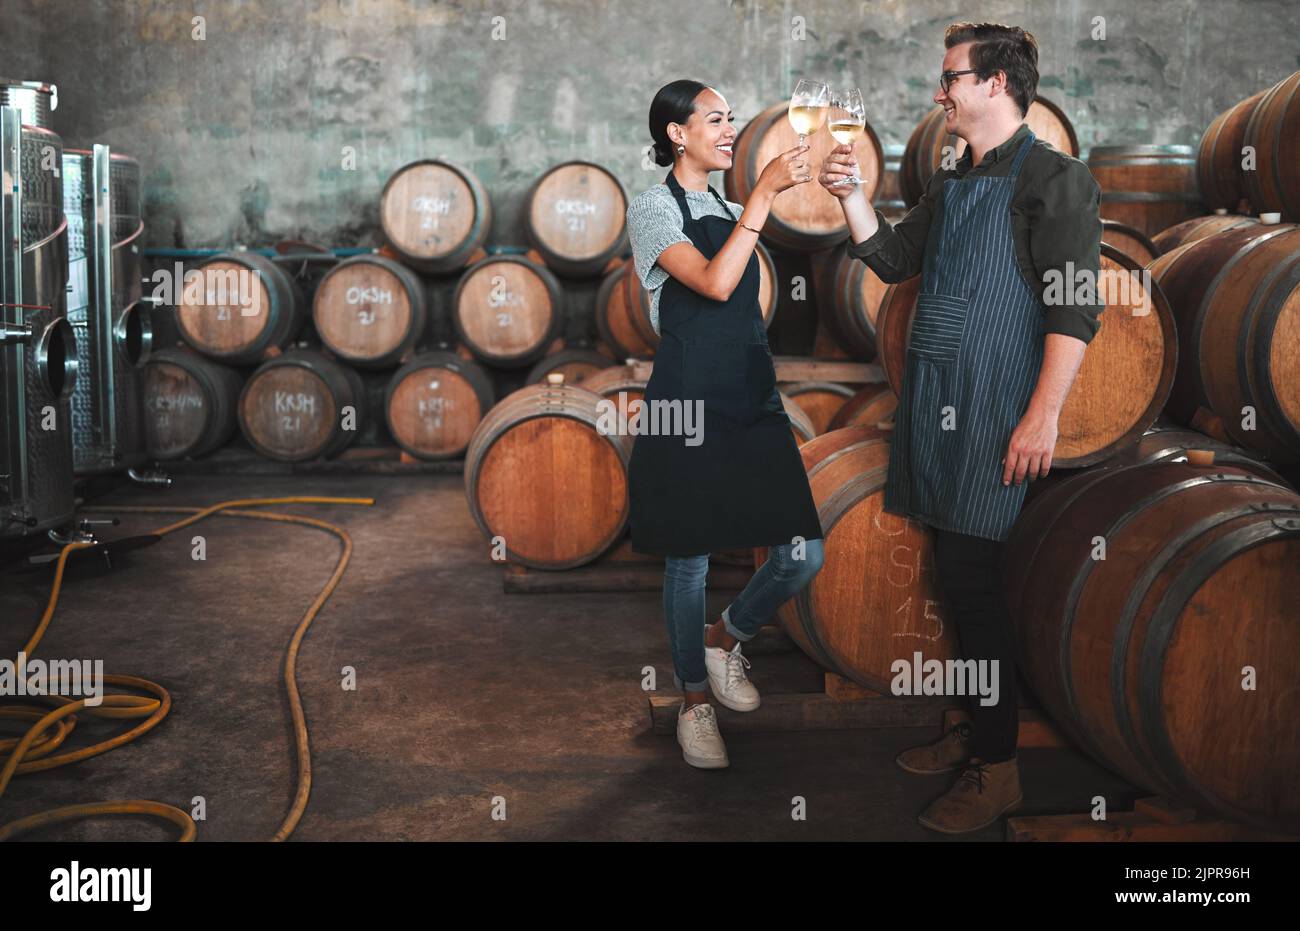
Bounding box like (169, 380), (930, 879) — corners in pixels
(663, 538), (825, 691)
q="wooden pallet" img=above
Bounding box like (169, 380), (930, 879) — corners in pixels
(649, 670), (963, 733)
(1007, 796), (1298, 842)
(502, 537), (756, 593)
(650, 664), (1059, 738)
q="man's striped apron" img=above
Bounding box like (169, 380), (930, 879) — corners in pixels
(883, 132), (1045, 542)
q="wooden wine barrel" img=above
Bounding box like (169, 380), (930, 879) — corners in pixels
(780, 392), (818, 445)
(1198, 90), (1269, 212)
(577, 364), (647, 409)
(725, 101), (884, 251)
(1088, 145), (1203, 237)
(1242, 71), (1300, 220)
(753, 239), (779, 329)
(175, 253), (306, 364)
(1145, 221), (1300, 463)
(875, 274), (921, 394)
(780, 381), (856, 434)
(464, 382), (634, 568)
(757, 427), (958, 688)
(874, 143), (907, 220)
(1005, 459), (1300, 831)
(900, 98), (1078, 206)
(523, 161), (628, 277)
(1150, 213), (1259, 253)
(818, 242), (888, 359)
(525, 348), (615, 386)
(1113, 423), (1292, 486)
(621, 259), (660, 349)
(379, 159), (491, 273)
(878, 244), (1174, 467)
(311, 255), (427, 368)
(1101, 219), (1158, 266)
(238, 349), (366, 462)
(141, 347), (243, 459)
(621, 239), (778, 352)
(595, 260), (656, 359)
(384, 350), (494, 461)
(828, 383), (899, 431)
(452, 255), (564, 368)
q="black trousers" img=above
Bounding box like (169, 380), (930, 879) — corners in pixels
(932, 528), (1018, 762)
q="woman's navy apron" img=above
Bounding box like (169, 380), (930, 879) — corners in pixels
(628, 172), (823, 556)
(883, 132), (1045, 543)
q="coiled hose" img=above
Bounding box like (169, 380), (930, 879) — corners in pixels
(0, 496), (373, 842)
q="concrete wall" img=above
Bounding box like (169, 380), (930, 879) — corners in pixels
(8, 0), (1299, 249)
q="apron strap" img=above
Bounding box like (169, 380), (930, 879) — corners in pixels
(1008, 131), (1037, 178)
(663, 170), (691, 218)
(664, 171), (738, 223)
(708, 187), (737, 221)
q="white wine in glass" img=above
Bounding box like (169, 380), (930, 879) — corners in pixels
(788, 79), (830, 143)
(829, 87), (867, 185)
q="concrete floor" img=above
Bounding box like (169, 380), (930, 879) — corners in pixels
(0, 472), (1134, 841)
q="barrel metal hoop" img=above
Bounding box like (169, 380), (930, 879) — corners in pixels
(1139, 507), (1300, 829)
(1247, 249), (1300, 447)
(1191, 225), (1294, 417)
(1099, 191), (1201, 203)
(1057, 473), (1214, 767)
(1053, 473), (1255, 768)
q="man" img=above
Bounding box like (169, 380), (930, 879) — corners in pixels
(819, 22), (1102, 834)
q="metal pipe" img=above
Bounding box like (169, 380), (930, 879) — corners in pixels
(92, 144), (117, 454)
(127, 467), (172, 486)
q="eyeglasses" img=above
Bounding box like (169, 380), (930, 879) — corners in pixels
(939, 69), (980, 93)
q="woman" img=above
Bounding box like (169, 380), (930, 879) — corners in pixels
(625, 80), (826, 769)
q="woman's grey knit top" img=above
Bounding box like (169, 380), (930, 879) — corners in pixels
(625, 182), (746, 335)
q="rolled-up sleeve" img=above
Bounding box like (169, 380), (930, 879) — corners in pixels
(1018, 158), (1103, 345)
(844, 176), (938, 283)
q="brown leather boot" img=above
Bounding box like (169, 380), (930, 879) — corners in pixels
(895, 722), (973, 774)
(917, 757), (1023, 834)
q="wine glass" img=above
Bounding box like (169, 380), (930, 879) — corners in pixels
(788, 79), (830, 144)
(828, 87), (867, 186)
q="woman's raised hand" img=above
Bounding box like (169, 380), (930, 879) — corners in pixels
(756, 144), (813, 196)
(819, 143), (861, 200)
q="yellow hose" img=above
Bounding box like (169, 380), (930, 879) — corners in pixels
(0, 495), (372, 842)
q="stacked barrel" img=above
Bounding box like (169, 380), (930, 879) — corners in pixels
(143, 159), (644, 465)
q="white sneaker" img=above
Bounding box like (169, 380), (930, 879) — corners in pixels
(706, 642), (761, 712)
(677, 703), (729, 769)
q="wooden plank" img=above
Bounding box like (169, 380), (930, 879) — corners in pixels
(648, 691), (960, 734)
(503, 559), (753, 594)
(1133, 796), (1197, 825)
(771, 357), (884, 385)
(1006, 811), (1296, 842)
(629, 357), (885, 387)
(740, 625), (798, 656)
(824, 672), (883, 700)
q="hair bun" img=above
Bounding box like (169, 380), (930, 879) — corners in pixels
(652, 140), (674, 167)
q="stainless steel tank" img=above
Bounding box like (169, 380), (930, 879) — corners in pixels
(1, 104), (78, 538)
(65, 146), (151, 474)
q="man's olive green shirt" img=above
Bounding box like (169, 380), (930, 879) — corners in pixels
(847, 121), (1104, 344)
